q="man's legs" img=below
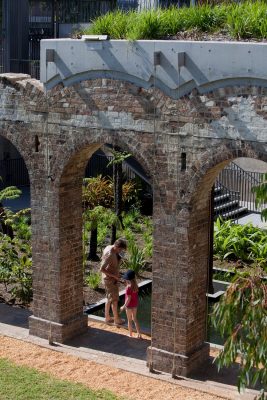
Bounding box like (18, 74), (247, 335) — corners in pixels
(105, 282), (124, 325)
(105, 300), (112, 322)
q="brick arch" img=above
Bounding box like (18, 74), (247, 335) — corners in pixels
(53, 132), (155, 188)
(169, 141), (267, 373)
(0, 127), (32, 185)
(188, 141), (267, 206)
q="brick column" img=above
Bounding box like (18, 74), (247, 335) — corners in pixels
(147, 199), (210, 376)
(29, 156), (88, 343)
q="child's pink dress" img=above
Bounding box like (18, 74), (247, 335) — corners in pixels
(125, 287), (138, 308)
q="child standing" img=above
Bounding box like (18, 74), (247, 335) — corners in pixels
(120, 269), (142, 338)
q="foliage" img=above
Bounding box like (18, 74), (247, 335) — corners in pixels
(83, 206), (118, 262)
(107, 149), (131, 166)
(83, 206), (117, 232)
(123, 240), (146, 276)
(0, 232), (32, 304)
(227, 1), (267, 39)
(85, 271), (102, 290)
(142, 216), (153, 259)
(0, 195), (32, 304)
(213, 218), (267, 270)
(211, 267), (267, 398)
(0, 358), (121, 400)
(4, 208), (31, 241)
(82, 176), (137, 210)
(252, 173), (267, 222)
(0, 185), (22, 202)
(84, 1), (267, 41)
(83, 176), (113, 209)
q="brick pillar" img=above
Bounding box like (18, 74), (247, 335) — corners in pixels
(147, 198), (210, 376)
(29, 156), (88, 343)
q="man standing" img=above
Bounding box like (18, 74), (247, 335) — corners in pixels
(100, 238), (127, 325)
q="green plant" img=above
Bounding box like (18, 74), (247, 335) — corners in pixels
(0, 232), (32, 304)
(211, 267), (267, 399)
(85, 271), (101, 290)
(124, 241), (146, 276)
(83, 206), (117, 260)
(140, 216), (153, 259)
(227, 1), (267, 39)
(213, 218), (267, 270)
(83, 1), (267, 41)
(252, 172), (267, 222)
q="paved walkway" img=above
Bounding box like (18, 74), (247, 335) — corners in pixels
(0, 303), (260, 400)
(237, 212), (267, 229)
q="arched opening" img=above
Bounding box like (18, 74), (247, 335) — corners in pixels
(0, 135), (31, 307)
(29, 137), (154, 361)
(185, 149), (267, 381)
(208, 157), (267, 342)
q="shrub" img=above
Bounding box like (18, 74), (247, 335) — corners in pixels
(213, 218), (267, 270)
(0, 233), (32, 304)
(85, 271), (101, 290)
(84, 1), (267, 40)
(124, 241), (146, 276)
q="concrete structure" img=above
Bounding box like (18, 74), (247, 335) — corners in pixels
(0, 39), (266, 377)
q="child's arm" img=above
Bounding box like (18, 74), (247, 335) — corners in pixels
(120, 287), (131, 311)
(120, 295), (131, 311)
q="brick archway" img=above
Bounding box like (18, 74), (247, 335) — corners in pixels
(29, 132), (157, 342)
(0, 73), (267, 376)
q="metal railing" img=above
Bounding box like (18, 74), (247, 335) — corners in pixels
(218, 161), (265, 213)
(85, 153), (137, 180)
(214, 180), (242, 220)
(0, 0), (192, 79)
(0, 158), (30, 186)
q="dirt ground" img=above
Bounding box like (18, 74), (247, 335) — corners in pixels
(0, 323), (227, 400)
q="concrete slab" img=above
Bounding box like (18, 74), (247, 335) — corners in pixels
(236, 213), (267, 229)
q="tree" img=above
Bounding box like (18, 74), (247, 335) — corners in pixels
(83, 206), (117, 262)
(252, 173), (267, 221)
(0, 181), (22, 238)
(83, 176), (112, 260)
(107, 148), (131, 244)
(211, 267), (267, 399)
(82, 175), (135, 260)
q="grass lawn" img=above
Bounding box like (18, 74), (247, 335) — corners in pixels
(0, 358), (122, 400)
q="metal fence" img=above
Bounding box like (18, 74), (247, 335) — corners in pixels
(0, 0), (193, 79)
(0, 158), (30, 186)
(0, 0), (117, 79)
(218, 161), (265, 213)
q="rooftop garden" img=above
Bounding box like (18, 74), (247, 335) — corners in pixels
(82, 1), (267, 41)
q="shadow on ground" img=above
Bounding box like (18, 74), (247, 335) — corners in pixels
(66, 326), (150, 361)
(0, 303), (262, 394)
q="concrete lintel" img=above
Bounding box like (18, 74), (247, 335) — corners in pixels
(40, 39), (267, 97)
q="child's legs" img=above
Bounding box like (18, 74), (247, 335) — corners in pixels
(126, 309), (133, 336)
(132, 308), (141, 335)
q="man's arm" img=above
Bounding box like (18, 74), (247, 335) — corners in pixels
(100, 254), (119, 281)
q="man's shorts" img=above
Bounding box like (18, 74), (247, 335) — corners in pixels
(104, 280), (119, 303)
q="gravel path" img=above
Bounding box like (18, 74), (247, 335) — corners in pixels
(0, 333), (228, 400)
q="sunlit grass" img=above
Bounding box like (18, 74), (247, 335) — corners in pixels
(0, 358), (121, 400)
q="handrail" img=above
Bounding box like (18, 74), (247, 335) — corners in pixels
(225, 161), (261, 185)
(218, 162), (265, 213)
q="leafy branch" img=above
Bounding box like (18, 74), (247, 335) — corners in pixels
(211, 267), (267, 398)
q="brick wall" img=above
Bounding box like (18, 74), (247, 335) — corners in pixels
(0, 73), (266, 374)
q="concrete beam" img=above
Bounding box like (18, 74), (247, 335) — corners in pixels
(40, 39), (267, 97)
